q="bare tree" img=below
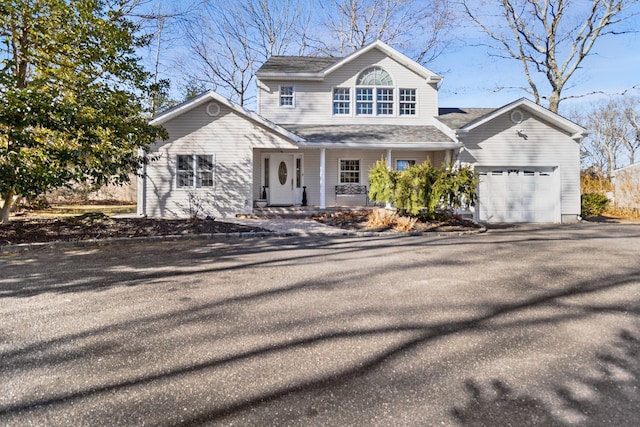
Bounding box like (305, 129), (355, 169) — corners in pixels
(461, 0), (639, 113)
(180, 0), (311, 107)
(314, 0), (453, 63)
(623, 96), (640, 165)
(578, 96), (640, 177)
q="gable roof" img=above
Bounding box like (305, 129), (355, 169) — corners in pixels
(456, 98), (587, 140)
(149, 91), (304, 143)
(256, 40), (442, 83)
(437, 107), (497, 129)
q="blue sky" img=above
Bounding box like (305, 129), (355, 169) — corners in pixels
(427, 13), (640, 114)
(141, 1), (640, 115)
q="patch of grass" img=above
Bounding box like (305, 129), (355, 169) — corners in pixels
(19, 203), (136, 218)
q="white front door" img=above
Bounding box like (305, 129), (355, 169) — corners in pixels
(269, 154), (294, 205)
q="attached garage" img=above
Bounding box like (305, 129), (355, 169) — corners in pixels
(453, 99), (585, 224)
(477, 167), (559, 223)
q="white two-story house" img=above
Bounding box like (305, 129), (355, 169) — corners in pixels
(140, 40), (586, 223)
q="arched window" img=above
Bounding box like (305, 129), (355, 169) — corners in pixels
(356, 67), (394, 115)
(356, 67), (393, 86)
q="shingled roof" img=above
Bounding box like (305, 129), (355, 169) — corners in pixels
(437, 107), (497, 129)
(257, 56), (342, 74)
(281, 124), (458, 148)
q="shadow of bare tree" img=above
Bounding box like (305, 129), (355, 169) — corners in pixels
(453, 329), (640, 426)
(1, 225), (639, 425)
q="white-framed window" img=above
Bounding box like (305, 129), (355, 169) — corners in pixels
(356, 88), (373, 115)
(279, 86), (294, 107)
(333, 88), (350, 115)
(177, 154), (214, 188)
(377, 88), (394, 115)
(355, 66), (394, 116)
(399, 89), (416, 115)
(396, 159), (416, 171)
(339, 159), (361, 183)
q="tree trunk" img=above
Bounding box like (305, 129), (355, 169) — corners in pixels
(0, 188), (16, 223)
(548, 91), (561, 114)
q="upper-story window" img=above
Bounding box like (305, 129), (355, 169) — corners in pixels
(333, 88), (350, 115)
(356, 67), (394, 116)
(279, 86), (294, 107)
(399, 89), (416, 115)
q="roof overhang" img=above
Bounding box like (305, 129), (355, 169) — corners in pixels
(323, 40), (442, 82)
(296, 141), (463, 150)
(460, 98), (587, 141)
(257, 40), (443, 83)
(255, 72), (325, 81)
(149, 91), (304, 144)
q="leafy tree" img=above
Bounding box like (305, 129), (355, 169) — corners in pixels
(0, 0), (167, 222)
(461, 0), (639, 113)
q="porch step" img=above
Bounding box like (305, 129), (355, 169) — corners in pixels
(239, 206), (371, 219)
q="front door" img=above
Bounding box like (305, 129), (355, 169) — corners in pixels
(269, 154), (294, 205)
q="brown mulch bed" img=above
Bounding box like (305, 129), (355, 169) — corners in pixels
(1, 210), (483, 247)
(313, 210), (482, 232)
(0, 214), (268, 246)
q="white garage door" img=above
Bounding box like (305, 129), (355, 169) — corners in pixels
(477, 168), (559, 223)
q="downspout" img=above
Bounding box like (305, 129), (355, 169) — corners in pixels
(137, 148), (147, 217)
(320, 148), (326, 208)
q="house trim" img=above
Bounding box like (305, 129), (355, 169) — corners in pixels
(257, 40), (442, 84)
(460, 98), (587, 140)
(296, 141), (462, 149)
(150, 90), (304, 144)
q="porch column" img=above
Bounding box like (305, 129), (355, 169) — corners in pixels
(386, 149), (392, 209)
(320, 148), (326, 208)
(445, 149), (452, 166)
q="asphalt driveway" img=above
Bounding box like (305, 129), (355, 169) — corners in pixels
(1, 223), (639, 426)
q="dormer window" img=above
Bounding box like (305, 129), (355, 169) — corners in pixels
(356, 67), (394, 116)
(279, 86), (294, 107)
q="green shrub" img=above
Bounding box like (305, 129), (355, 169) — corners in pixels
(368, 159), (478, 218)
(581, 193), (609, 217)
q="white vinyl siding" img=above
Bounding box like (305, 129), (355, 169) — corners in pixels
(257, 49), (439, 124)
(458, 110), (580, 222)
(144, 101), (296, 218)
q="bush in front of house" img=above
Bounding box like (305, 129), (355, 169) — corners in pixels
(581, 193), (610, 217)
(368, 159), (479, 218)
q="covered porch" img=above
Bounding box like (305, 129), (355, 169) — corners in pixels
(253, 124), (462, 209)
